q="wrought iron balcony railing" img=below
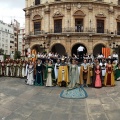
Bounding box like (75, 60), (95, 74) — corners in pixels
(29, 28), (120, 36)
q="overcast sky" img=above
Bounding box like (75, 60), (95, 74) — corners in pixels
(0, 0), (25, 27)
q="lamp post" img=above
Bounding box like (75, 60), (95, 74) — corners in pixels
(40, 42), (50, 53)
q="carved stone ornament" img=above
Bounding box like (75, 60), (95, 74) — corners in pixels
(73, 10), (86, 17)
(116, 15), (120, 21)
(66, 4), (71, 11)
(88, 4), (93, 11)
(32, 15), (42, 21)
(95, 13), (106, 18)
(25, 10), (31, 17)
(108, 5), (114, 13)
(53, 11), (64, 18)
(77, 3), (81, 9)
(44, 4), (50, 14)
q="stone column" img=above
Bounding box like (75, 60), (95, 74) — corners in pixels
(25, 10), (30, 35)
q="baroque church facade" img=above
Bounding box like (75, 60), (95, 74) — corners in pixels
(24, 0), (120, 56)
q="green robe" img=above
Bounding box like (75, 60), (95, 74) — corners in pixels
(44, 65), (55, 81)
(115, 69), (120, 80)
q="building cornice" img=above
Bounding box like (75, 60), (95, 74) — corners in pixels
(23, 1), (120, 12)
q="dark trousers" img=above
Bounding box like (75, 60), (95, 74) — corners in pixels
(78, 51), (83, 62)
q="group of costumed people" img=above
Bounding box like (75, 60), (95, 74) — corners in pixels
(0, 54), (120, 99)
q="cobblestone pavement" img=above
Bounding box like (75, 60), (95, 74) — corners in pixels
(0, 77), (120, 120)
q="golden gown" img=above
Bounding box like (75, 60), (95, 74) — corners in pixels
(57, 65), (69, 86)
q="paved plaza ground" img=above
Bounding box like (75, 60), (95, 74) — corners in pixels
(0, 77), (120, 120)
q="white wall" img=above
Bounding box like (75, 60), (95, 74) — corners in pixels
(0, 21), (14, 55)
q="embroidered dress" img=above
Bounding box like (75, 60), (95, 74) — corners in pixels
(22, 63), (26, 78)
(68, 64), (79, 88)
(35, 63), (43, 86)
(104, 65), (115, 86)
(45, 65), (55, 87)
(27, 65), (34, 85)
(94, 65), (102, 88)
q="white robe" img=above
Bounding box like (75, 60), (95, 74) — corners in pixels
(54, 63), (60, 80)
(22, 64), (26, 77)
(27, 65), (34, 85)
(46, 68), (53, 86)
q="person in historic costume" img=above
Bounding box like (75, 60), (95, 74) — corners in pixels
(115, 64), (120, 81)
(2, 62), (5, 76)
(19, 60), (23, 78)
(54, 59), (61, 83)
(33, 61), (37, 80)
(6, 60), (10, 76)
(45, 60), (55, 87)
(27, 61), (34, 85)
(10, 61), (14, 77)
(112, 61), (117, 76)
(80, 59), (91, 87)
(0, 61), (2, 76)
(16, 60), (20, 77)
(35, 59), (43, 86)
(57, 57), (69, 87)
(94, 61), (102, 88)
(22, 61), (26, 78)
(68, 59), (80, 88)
(14, 61), (17, 77)
(99, 58), (107, 84)
(88, 59), (93, 85)
(43, 59), (49, 81)
(25, 61), (29, 79)
(104, 60), (115, 86)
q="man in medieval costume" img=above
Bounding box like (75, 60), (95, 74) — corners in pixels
(54, 59), (61, 84)
(80, 59), (91, 87)
(57, 57), (69, 87)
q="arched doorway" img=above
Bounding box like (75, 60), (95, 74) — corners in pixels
(31, 44), (44, 53)
(51, 43), (66, 55)
(72, 43), (87, 56)
(93, 44), (105, 56)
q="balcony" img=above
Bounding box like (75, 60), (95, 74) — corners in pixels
(29, 28), (120, 36)
(30, 30), (45, 35)
(49, 27), (110, 34)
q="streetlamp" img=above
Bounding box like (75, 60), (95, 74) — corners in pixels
(40, 42), (50, 53)
(109, 42), (119, 49)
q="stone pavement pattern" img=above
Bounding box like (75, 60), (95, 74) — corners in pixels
(0, 77), (120, 120)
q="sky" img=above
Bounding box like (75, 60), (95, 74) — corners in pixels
(0, 0), (25, 27)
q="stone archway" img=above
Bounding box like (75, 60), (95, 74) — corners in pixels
(93, 43), (106, 56)
(31, 44), (44, 53)
(71, 43), (87, 56)
(51, 43), (66, 55)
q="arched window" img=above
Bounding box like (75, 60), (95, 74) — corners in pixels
(35, 0), (40, 5)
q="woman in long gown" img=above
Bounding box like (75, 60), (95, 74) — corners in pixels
(115, 64), (120, 81)
(27, 61), (34, 85)
(45, 60), (55, 87)
(94, 61), (102, 88)
(68, 59), (79, 88)
(22, 61), (26, 78)
(104, 60), (115, 86)
(35, 59), (43, 86)
(60, 59), (88, 99)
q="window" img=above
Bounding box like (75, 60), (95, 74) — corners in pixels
(10, 46), (12, 48)
(54, 19), (62, 33)
(34, 22), (41, 35)
(117, 22), (120, 35)
(10, 41), (14, 43)
(35, 0), (40, 5)
(75, 19), (83, 32)
(97, 20), (104, 33)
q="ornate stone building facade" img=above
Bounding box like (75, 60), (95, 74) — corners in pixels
(24, 0), (120, 56)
